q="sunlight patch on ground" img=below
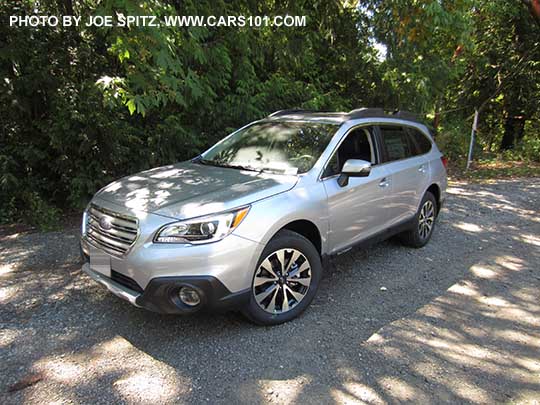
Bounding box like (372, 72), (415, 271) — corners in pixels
(448, 280), (479, 297)
(96, 335), (132, 354)
(378, 376), (418, 402)
(494, 255), (524, 271)
(114, 371), (180, 403)
(365, 332), (385, 344)
(480, 296), (510, 307)
(258, 375), (312, 404)
(0, 263), (15, 276)
(470, 264), (498, 279)
(331, 381), (384, 404)
(357, 239), (540, 402)
(42, 359), (84, 384)
(455, 222), (483, 233)
(1, 233), (22, 240)
(519, 233), (540, 247)
(494, 329), (540, 347)
(31, 335), (189, 403)
(0, 328), (22, 348)
(0, 285), (16, 304)
(451, 382), (491, 404)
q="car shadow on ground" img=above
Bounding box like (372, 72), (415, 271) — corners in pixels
(1, 179), (539, 403)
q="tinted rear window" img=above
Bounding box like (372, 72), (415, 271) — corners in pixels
(407, 127), (432, 155)
(379, 126), (414, 162)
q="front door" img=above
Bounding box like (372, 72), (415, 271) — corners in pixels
(321, 126), (391, 253)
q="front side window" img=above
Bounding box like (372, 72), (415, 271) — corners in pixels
(323, 127), (375, 177)
(379, 126), (414, 162)
(201, 121), (338, 174)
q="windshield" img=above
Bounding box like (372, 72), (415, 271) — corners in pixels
(200, 121), (338, 174)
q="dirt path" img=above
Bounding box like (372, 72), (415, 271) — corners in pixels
(1, 178), (539, 404)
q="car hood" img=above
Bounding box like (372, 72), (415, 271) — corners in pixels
(94, 162), (298, 219)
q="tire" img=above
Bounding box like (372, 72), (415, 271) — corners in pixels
(399, 191), (438, 248)
(242, 229), (322, 325)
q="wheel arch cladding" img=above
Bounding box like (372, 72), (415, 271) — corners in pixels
(426, 183), (441, 213)
(278, 220), (322, 255)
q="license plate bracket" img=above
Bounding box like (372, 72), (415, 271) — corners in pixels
(89, 247), (111, 277)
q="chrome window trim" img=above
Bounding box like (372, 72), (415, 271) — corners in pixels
(317, 119), (435, 181)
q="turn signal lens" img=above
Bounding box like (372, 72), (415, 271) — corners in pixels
(232, 207), (249, 228)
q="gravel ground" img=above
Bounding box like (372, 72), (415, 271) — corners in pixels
(1, 178), (539, 404)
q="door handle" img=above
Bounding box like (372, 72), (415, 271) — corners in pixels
(418, 164), (427, 173)
(379, 178), (389, 188)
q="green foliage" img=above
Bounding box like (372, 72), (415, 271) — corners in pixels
(365, 0), (474, 112)
(23, 192), (62, 231)
(501, 123), (540, 162)
(364, 0), (539, 161)
(435, 119), (471, 162)
(1, 0), (539, 229)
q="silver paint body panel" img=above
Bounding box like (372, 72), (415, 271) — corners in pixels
(82, 116), (447, 297)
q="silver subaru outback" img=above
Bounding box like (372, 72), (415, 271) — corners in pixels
(81, 108), (447, 325)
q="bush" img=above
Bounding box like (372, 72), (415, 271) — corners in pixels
(23, 192), (61, 231)
(515, 120), (540, 162)
(435, 120), (471, 163)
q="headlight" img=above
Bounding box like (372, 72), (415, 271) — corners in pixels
(154, 206), (250, 244)
(81, 209), (89, 236)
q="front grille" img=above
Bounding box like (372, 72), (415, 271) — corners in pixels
(111, 270), (144, 293)
(86, 204), (138, 256)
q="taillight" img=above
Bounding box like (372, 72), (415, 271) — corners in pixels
(441, 156), (448, 169)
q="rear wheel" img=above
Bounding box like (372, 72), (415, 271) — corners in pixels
(243, 230), (322, 325)
(400, 191), (437, 248)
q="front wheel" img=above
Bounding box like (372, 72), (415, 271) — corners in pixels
(242, 230), (322, 325)
(399, 191), (438, 248)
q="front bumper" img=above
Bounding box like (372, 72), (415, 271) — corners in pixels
(79, 198), (264, 314)
(82, 262), (250, 314)
(81, 230), (264, 292)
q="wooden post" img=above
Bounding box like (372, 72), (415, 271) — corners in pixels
(466, 109), (479, 171)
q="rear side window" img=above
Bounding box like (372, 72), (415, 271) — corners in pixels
(379, 126), (414, 162)
(407, 127), (432, 155)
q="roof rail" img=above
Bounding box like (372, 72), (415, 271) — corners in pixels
(348, 108), (422, 123)
(268, 109), (316, 117)
(391, 110), (420, 121)
(348, 108), (386, 119)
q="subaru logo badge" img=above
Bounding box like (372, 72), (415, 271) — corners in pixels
(99, 216), (112, 230)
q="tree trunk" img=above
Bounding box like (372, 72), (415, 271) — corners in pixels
(522, 0), (540, 25)
(500, 113), (526, 150)
(59, 0), (74, 15)
(432, 99), (441, 134)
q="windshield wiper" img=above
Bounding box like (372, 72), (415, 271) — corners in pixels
(195, 158), (222, 167)
(195, 158), (261, 172)
(217, 163), (262, 172)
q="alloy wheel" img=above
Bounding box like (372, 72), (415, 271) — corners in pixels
(418, 200), (435, 240)
(252, 248), (312, 314)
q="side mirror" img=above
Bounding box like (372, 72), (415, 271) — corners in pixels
(337, 159), (372, 187)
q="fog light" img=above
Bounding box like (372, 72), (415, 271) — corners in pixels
(178, 286), (201, 306)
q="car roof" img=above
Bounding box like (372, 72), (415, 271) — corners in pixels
(266, 108), (424, 126)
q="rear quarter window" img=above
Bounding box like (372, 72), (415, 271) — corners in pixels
(379, 126), (414, 162)
(407, 127), (433, 155)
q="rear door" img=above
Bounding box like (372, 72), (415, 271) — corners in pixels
(377, 124), (430, 226)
